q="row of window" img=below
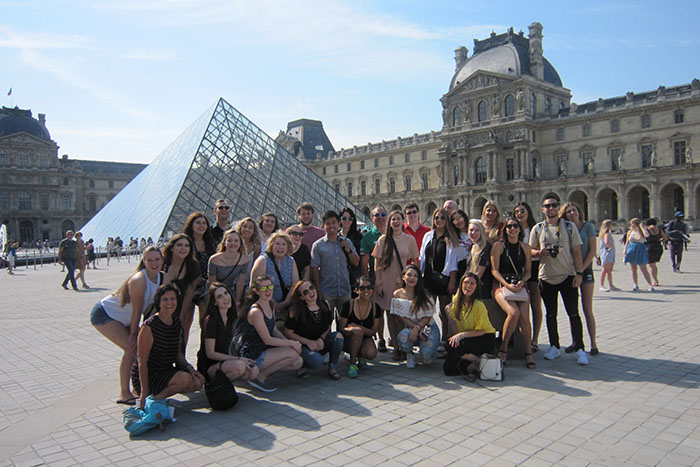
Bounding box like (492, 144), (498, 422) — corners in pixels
(452, 93), (566, 126)
(322, 150), (429, 175)
(0, 192), (75, 211)
(0, 151), (51, 168)
(0, 174), (115, 189)
(555, 110), (686, 141)
(335, 172), (431, 197)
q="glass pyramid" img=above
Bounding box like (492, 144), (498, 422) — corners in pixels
(80, 98), (367, 246)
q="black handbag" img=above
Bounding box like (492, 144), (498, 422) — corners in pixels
(205, 362), (238, 411)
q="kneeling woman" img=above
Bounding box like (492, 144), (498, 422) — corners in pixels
(197, 283), (259, 385)
(134, 284), (205, 409)
(339, 277), (382, 378)
(391, 265), (441, 368)
(234, 274), (303, 392)
(285, 281), (344, 380)
(443, 273), (497, 377)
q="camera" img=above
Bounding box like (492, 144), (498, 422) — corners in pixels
(548, 244), (559, 258)
(504, 274), (519, 285)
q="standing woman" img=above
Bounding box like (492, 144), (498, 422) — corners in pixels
(86, 239), (97, 270)
(419, 208), (459, 346)
(285, 280), (344, 380)
(443, 273), (497, 378)
(468, 220), (494, 300)
(373, 210), (419, 360)
(183, 212), (217, 304)
(134, 284), (204, 409)
(90, 246), (163, 404)
(481, 201), (504, 245)
(491, 217), (535, 368)
(643, 218), (666, 287)
(598, 220), (618, 291)
(339, 277), (382, 377)
(340, 207), (363, 285)
(197, 282), (258, 385)
(74, 231), (89, 289)
(258, 212), (279, 249)
(236, 217), (263, 263)
(234, 274), (303, 392)
(286, 224), (311, 281)
(624, 218), (655, 291)
(451, 209), (472, 282)
(513, 202), (542, 353)
(391, 265), (440, 368)
(208, 229), (250, 309)
(161, 233), (200, 347)
(561, 202), (598, 354)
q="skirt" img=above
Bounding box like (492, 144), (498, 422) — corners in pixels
(624, 242), (648, 265)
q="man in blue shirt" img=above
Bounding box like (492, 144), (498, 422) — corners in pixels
(311, 210), (360, 315)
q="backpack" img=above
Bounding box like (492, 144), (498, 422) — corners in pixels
(123, 396), (171, 436)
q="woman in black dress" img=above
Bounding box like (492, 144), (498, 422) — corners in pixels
(644, 218), (666, 287)
(134, 284), (204, 409)
(161, 233), (200, 347)
(339, 277), (381, 378)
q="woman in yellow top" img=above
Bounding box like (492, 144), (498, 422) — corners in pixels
(443, 273), (497, 378)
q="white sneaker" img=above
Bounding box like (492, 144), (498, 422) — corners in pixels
(632, 285), (639, 292)
(544, 346), (561, 360)
(599, 287), (610, 292)
(406, 353), (416, 369)
(649, 286), (655, 292)
(576, 349), (589, 365)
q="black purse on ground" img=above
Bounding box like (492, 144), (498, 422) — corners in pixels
(205, 362), (238, 411)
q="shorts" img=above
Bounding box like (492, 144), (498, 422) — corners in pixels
(254, 351), (267, 368)
(90, 302), (115, 326)
(581, 266), (594, 285)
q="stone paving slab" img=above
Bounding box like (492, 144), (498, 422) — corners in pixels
(0, 238), (699, 465)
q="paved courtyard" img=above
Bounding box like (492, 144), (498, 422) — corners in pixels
(1, 239), (699, 466)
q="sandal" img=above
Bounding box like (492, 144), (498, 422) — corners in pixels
(116, 396), (137, 405)
(525, 353), (536, 370)
(498, 349), (507, 367)
(531, 343), (539, 353)
(328, 368), (340, 380)
(296, 368), (310, 379)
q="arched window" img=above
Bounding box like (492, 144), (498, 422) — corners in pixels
(530, 93), (536, 116)
(477, 100), (487, 122)
(545, 97), (552, 115)
(504, 94), (515, 117)
(453, 106), (463, 126)
(475, 157), (487, 184)
(18, 191), (32, 210)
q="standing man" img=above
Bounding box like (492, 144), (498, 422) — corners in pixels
(310, 210), (359, 315)
(211, 199), (231, 245)
(404, 202), (430, 252)
(666, 211), (690, 272)
(58, 230), (78, 291)
(529, 195), (588, 365)
(298, 202), (325, 252)
(360, 205), (388, 352)
(443, 200), (459, 216)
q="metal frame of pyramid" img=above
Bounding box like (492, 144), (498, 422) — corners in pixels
(80, 98), (368, 246)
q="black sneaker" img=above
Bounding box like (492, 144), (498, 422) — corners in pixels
(564, 345), (576, 354)
(377, 339), (387, 353)
(249, 379), (277, 393)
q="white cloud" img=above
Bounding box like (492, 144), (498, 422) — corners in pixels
(0, 25), (90, 50)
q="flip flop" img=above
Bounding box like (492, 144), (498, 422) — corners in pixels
(116, 397), (137, 405)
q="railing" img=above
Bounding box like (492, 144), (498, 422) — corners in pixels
(8, 245), (150, 270)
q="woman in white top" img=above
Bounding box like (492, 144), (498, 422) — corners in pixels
(89, 246), (163, 404)
(391, 264), (440, 369)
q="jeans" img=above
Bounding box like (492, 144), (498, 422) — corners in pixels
(540, 276), (584, 350)
(62, 258), (77, 289)
(669, 241), (684, 269)
(397, 321), (441, 360)
(300, 331), (344, 369)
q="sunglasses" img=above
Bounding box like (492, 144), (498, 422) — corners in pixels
(373, 212), (387, 218)
(434, 215), (446, 221)
(543, 203), (560, 209)
(341, 216), (354, 221)
(301, 284), (315, 296)
(217, 206), (230, 210)
(357, 285), (374, 291)
(405, 209), (418, 215)
(259, 284), (275, 292)
(505, 224), (520, 229)
(288, 231), (303, 237)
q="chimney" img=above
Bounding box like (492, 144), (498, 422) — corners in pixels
(38, 113), (46, 125)
(528, 22), (544, 80)
(454, 46), (468, 70)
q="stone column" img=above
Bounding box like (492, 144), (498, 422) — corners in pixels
(488, 151), (495, 181)
(650, 182), (660, 220)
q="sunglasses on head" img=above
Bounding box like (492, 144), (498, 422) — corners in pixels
(357, 285), (374, 291)
(259, 284), (275, 292)
(543, 203), (559, 209)
(301, 284), (315, 296)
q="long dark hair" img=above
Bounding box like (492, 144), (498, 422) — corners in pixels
(203, 282), (237, 326)
(378, 210), (404, 270)
(289, 280), (331, 325)
(513, 201), (536, 229)
(500, 216), (524, 243)
(431, 208), (459, 246)
(241, 274), (273, 319)
(145, 283), (182, 320)
(162, 233), (200, 285)
(399, 264), (432, 317)
(183, 212), (216, 256)
(452, 273), (480, 321)
(340, 207), (362, 243)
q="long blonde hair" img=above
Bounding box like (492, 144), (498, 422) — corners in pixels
(469, 220), (487, 274)
(598, 219), (612, 239)
(114, 246), (162, 307)
(481, 200), (502, 243)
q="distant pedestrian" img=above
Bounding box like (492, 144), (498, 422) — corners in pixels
(58, 230), (78, 291)
(643, 218), (666, 286)
(623, 218), (655, 292)
(5, 241), (17, 275)
(666, 211), (690, 273)
(597, 220), (618, 291)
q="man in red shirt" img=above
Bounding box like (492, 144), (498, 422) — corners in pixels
(297, 202), (325, 251)
(403, 202), (430, 252)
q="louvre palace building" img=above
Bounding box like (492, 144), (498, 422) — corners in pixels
(296, 23), (699, 228)
(0, 107), (145, 244)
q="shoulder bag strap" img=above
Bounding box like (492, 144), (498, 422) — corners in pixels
(271, 256), (289, 299)
(392, 240), (403, 268)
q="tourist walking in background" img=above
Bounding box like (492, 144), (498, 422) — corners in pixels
(666, 211), (690, 273)
(623, 218), (655, 291)
(597, 220), (618, 291)
(74, 231), (89, 289)
(643, 218), (666, 286)
(58, 230), (78, 291)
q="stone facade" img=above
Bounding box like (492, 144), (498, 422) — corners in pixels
(0, 107), (145, 244)
(305, 23), (699, 228)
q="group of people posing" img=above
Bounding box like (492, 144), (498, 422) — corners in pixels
(88, 196), (686, 409)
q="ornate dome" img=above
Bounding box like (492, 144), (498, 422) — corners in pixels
(0, 107), (52, 141)
(449, 27), (562, 91)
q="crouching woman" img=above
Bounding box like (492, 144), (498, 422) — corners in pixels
(443, 273), (497, 377)
(133, 284), (204, 409)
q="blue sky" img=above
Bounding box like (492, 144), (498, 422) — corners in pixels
(2, 0), (699, 163)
